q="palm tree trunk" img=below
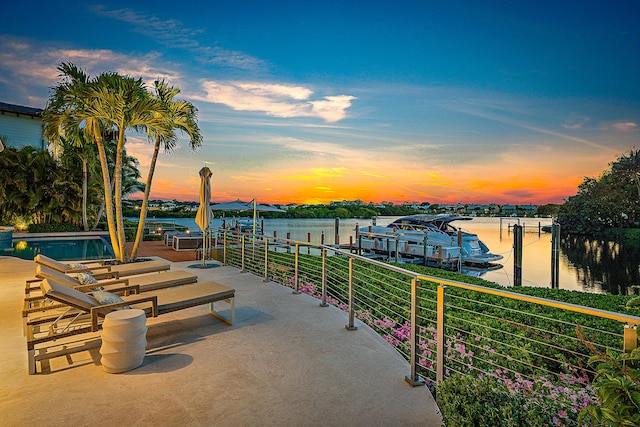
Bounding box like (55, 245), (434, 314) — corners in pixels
(93, 122), (121, 261)
(82, 157), (89, 231)
(130, 138), (161, 260)
(93, 197), (105, 230)
(114, 127), (128, 262)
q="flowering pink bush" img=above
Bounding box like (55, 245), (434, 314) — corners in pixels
(276, 271), (598, 424)
(373, 316), (598, 425)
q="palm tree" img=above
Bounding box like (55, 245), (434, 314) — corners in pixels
(48, 133), (95, 230)
(44, 63), (170, 262)
(43, 63), (121, 258)
(82, 73), (168, 261)
(129, 80), (202, 260)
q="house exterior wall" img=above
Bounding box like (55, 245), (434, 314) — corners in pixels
(0, 113), (44, 149)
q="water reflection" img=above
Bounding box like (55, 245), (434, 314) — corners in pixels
(444, 218), (640, 295)
(561, 235), (640, 295)
(141, 216), (640, 295)
(11, 237), (114, 261)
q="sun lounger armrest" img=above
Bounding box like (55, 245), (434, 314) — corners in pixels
(73, 284), (104, 292)
(24, 294), (46, 302)
(67, 265), (111, 273)
(92, 271), (120, 280)
(90, 295), (157, 331)
(82, 259), (107, 267)
(96, 278), (129, 287)
(102, 284), (141, 296)
(25, 278), (43, 295)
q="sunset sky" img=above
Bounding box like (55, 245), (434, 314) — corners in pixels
(1, 1), (639, 205)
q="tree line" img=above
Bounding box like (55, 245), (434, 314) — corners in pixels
(558, 149), (640, 235)
(0, 144), (141, 232)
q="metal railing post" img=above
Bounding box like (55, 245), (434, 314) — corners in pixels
(624, 324), (638, 353)
(551, 222), (561, 289)
(395, 236), (399, 263)
(513, 224), (523, 286)
(241, 235), (245, 272)
(320, 248), (329, 307)
(436, 285), (447, 383)
(293, 244), (301, 294)
(345, 258), (358, 330)
(223, 230), (227, 265)
(423, 235), (428, 266)
(406, 278), (425, 386)
(263, 238), (269, 282)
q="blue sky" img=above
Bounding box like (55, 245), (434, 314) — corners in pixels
(1, 1), (639, 205)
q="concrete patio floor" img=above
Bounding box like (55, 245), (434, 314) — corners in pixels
(0, 256), (442, 426)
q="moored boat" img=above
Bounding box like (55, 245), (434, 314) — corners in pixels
(356, 214), (503, 267)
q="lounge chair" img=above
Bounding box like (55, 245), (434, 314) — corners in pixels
(23, 265), (199, 331)
(26, 264), (198, 297)
(26, 278), (234, 374)
(34, 254), (170, 278)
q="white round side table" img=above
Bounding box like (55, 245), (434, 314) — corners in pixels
(100, 309), (147, 373)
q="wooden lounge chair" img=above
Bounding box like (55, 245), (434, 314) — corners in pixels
(23, 265), (200, 332)
(34, 254), (170, 278)
(26, 278), (235, 374)
(26, 264), (198, 297)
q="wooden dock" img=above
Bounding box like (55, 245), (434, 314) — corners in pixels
(125, 240), (197, 262)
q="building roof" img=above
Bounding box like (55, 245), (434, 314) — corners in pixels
(0, 101), (43, 118)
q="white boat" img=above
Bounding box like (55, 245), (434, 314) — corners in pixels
(357, 215), (503, 266)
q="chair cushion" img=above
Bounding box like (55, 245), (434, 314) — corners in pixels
(35, 254), (77, 272)
(77, 272), (98, 285)
(91, 290), (124, 305)
(36, 264), (81, 288)
(91, 291), (130, 310)
(42, 278), (98, 310)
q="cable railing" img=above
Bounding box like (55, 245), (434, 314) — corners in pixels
(211, 228), (639, 420)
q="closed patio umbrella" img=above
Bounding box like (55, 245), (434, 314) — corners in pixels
(191, 166), (214, 268)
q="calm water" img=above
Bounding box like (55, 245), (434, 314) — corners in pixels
(139, 216), (640, 295)
(8, 236), (115, 261)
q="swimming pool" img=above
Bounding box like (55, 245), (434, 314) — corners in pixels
(5, 235), (115, 261)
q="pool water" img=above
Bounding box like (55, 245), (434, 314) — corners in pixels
(6, 236), (115, 261)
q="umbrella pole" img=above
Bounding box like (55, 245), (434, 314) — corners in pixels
(252, 199), (257, 249)
(202, 228), (207, 266)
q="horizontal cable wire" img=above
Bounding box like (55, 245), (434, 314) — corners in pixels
(221, 228), (635, 419)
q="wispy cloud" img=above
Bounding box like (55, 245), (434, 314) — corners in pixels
(448, 101), (616, 153)
(91, 5), (202, 49)
(0, 36), (184, 105)
(262, 136), (361, 159)
(310, 167), (348, 178)
(230, 175), (260, 181)
(612, 121), (637, 131)
(90, 5), (265, 71)
(562, 116), (590, 130)
(195, 80), (356, 122)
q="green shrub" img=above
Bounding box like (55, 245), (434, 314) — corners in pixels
(437, 374), (565, 426)
(579, 347), (640, 426)
(27, 223), (80, 233)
